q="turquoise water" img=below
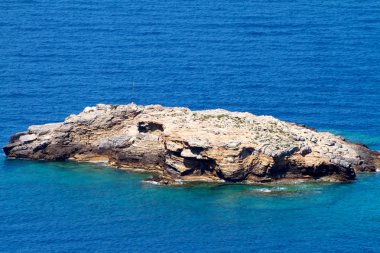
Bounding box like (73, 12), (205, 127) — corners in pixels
(1, 0), (380, 252)
(2, 160), (380, 252)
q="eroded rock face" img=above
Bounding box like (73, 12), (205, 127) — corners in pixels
(3, 104), (380, 184)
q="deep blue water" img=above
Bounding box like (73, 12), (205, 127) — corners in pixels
(1, 0), (379, 252)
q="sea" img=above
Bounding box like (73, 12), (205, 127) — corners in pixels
(0, 0), (379, 252)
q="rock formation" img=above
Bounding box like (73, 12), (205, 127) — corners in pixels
(3, 104), (380, 184)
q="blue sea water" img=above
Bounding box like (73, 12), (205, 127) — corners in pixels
(0, 0), (379, 252)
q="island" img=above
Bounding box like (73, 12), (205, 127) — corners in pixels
(3, 104), (379, 184)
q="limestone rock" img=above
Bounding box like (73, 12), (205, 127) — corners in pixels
(3, 104), (380, 184)
(19, 134), (37, 143)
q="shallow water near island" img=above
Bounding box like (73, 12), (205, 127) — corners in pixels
(1, 0), (380, 252)
(1, 158), (380, 252)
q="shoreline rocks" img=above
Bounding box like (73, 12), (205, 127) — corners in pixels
(3, 104), (380, 184)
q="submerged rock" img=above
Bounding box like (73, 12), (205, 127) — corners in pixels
(3, 104), (380, 184)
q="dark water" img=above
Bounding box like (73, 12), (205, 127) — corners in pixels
(0, 0), (379, 252)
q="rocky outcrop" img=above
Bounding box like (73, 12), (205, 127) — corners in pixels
(3, 104), (380, 184)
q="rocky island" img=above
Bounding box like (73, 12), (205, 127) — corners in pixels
(3, 104), (380, 184)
